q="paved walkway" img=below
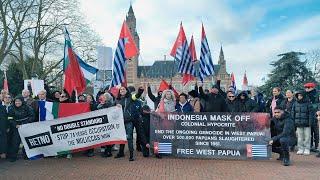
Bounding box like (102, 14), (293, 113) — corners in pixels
(0, 150), (319, 180)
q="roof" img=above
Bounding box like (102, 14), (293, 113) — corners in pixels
(138, 60), (220, 78)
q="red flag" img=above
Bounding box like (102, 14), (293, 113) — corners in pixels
(242, 71), (248, 90)
(230, 72), (236, 90)
(58, 103), (90, 118)
(120, 21), (138, 59)
(170, 23), (187, 57)
(158, 80), (170, 92)
(189, 35), (197, 61)
(182, 74), (194, 86)
(63, 28), (86, 95)
(3, 71), (8, 92)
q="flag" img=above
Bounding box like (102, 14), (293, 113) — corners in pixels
(76, 54), (98, 85)
(242, 71), (248, 90)
(199, 24), (215, 82)
(230, 72), (236, 91)
(38, 101), (90, 121)
(63, 27), (86, 95)
(170, 23), (195, 86)
(158, 79), (179, 97)
(246, 144), (268, 157)
(3, 71), (8, 92)
(153, 142), (172, 154)
(111, 21), (138, 87)
(189, 35), (197, 61)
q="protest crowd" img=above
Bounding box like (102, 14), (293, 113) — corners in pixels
(0, 79), (319, 167)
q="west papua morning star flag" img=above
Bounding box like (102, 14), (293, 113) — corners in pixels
(199, 24), (215, 82)
(246, 144), (268, 158)
(63, 27), (86, 95)
(170, 23), (196, 86)
(111, 21), (138, 87)
(153, 142), (172, 154)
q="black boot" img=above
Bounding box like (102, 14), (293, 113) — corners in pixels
(316, 152), (320, 158)
(143, 147), (149, 157)
(129, 151), (134, 161)
(276, 152), (283, 161)
(282, 151), (290, 166)
(114, 144), (125, 158)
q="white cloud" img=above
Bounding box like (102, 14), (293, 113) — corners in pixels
(78, 0), (320, 87)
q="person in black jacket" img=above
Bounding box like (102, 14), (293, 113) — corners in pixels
(0, 104), (8, 159)
(304, 83), (319, 152)
(291, 91), (313, 155)
(147, 83), (162, 110)
(226, 91), (238, 112)
(266, 87), (285, 116)
(269, 106), (296, 166)
(115, 86), (147, 161)
(7, 95), (35, 162)
(237, 91), (258, 112)
(199, 84), (228, 112)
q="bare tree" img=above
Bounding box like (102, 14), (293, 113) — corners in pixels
(305, 49), (320, 82)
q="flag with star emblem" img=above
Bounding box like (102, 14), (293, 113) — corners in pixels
(111, 21), (138, 87)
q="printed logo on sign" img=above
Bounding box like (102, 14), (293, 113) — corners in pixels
(25, 132), (53, 149)
(154, 142), (172, 154)
(246, 144), (268, 157)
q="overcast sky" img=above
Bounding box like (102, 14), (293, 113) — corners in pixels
(79, 0), (320, 86)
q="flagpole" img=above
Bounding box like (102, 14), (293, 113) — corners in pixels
(75, 88), (78, 103)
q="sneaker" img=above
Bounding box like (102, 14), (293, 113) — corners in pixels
(303, 149), (310, 155)
(296, 150), (304, 155)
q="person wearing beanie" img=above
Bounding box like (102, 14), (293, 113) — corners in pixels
(304, 82), (319, 153)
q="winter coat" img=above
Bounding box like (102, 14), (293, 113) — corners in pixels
(0, 105), (8, 154)
(226, 99), (239, 112)
(291, 93), (313, 127)
(116, 88), (143, 123)
(8, 103), (35, 126)
(199, 86), (228, 112)
(237, 91), (259, 112)
(147, 86), (162, 110)
(253, 93), (266, 112)
(270, 112), (296, 144)
(266, 94), (285, 115)
(281, 98), (296, 114)
(175, 102), (194, 113)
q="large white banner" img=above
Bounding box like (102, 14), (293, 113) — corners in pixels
(19, 106), (127, 158)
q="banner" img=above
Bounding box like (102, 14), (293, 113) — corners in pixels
(150, 112), (271, 160)
(19, 106), (127, 158)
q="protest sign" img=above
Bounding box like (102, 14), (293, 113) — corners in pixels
(19, 106), (127, 158)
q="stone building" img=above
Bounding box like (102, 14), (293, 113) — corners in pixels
(125, 5), (231, 93)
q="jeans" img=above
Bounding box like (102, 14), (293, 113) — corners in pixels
(119, 122), (134, 154)
(272, 137), (291, 153)
(297, 127), (311, 151)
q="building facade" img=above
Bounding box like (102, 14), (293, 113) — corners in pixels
(125, 5), (231, 93)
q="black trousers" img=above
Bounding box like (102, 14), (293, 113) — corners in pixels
(7, 126), (21, 159)
(272, 137), (291, 154)
(311, 120), (319, 148)
(0, 123), (7, 154)
(132, 119), (147, 150)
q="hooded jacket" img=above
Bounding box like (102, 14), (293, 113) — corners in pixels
(291, 91), (313, 127)
(8, 96), (35, 126)
(271, 111), (296, 143)
(237, 91), (259, 112)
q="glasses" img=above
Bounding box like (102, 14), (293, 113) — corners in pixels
(228, 96), (235, 98)
(4, 96), (11, 99)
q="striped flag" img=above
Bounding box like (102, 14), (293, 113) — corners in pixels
(189, 35), (197, 61)
(63, 27), (86, 95)
(170, 23), (195, 86)
(199, 24), (215, 82)
(38, 101), (90, 121)
(246, 144), (268, 157)
(154, 142), (172, 154)
(76, 54), (98, 85)
(111, 21), (138, 87)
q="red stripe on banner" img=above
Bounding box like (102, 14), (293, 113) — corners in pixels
(58, 102), (90, 118)
(246, 144), (252, 158)
(153, 142), (159, 154)
(70, 140), (128, 153)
